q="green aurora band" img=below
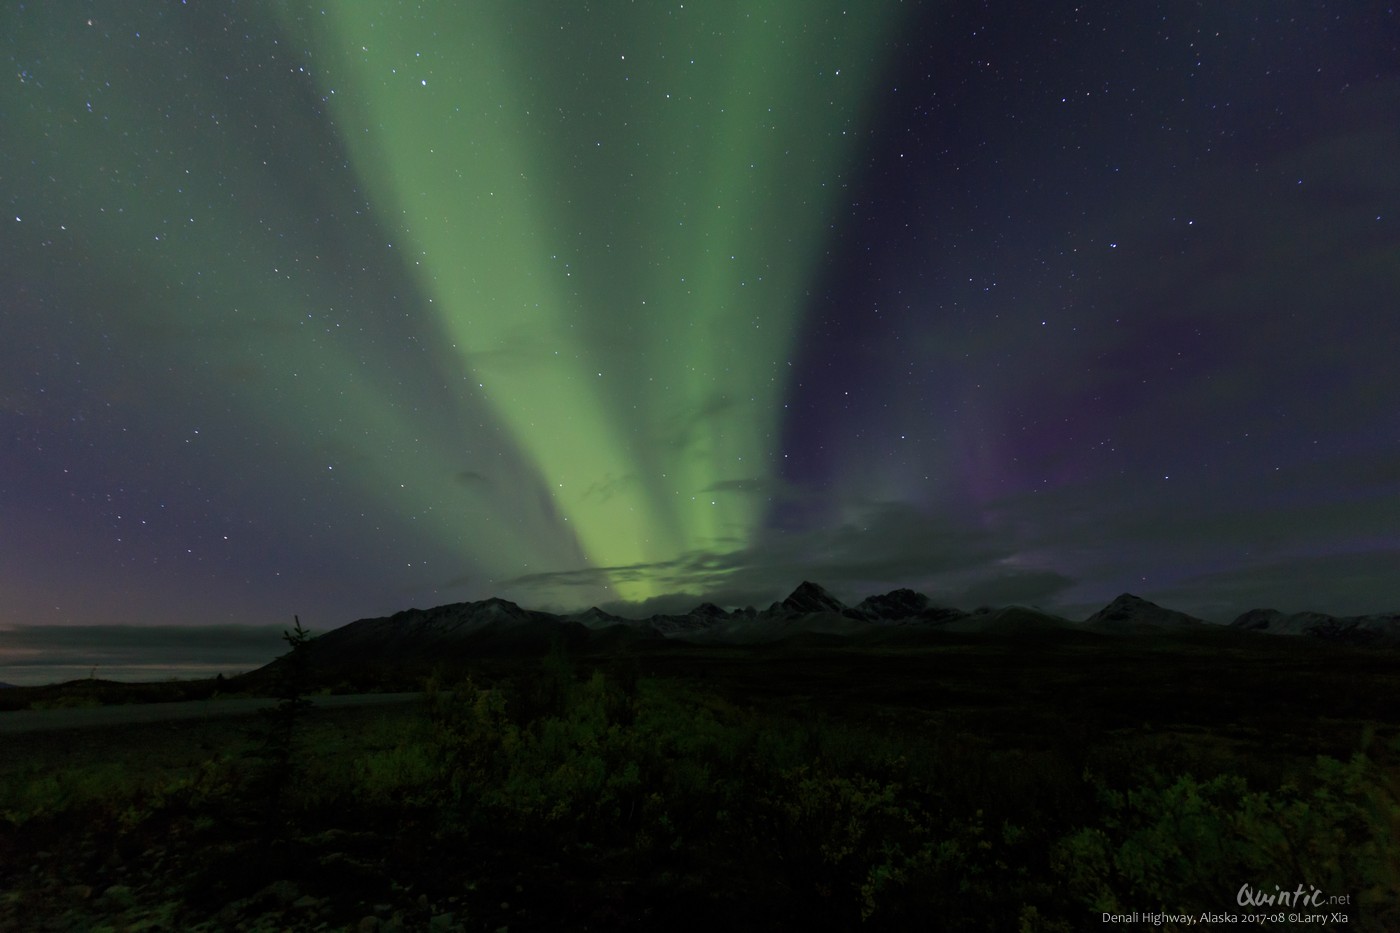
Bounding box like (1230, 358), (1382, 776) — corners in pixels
(282, 3), (905, 602)
(5, 2), (908, 607)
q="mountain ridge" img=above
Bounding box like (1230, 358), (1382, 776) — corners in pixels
(288, 583), (1400, 667)
(233, 583), (1400, 691)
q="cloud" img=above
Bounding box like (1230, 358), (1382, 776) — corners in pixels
(434, 453), (1400, 624)
(596, 592), (717, 618)
(702, 478), (775, 495)
(949, 570), (1077, 609)
(454, 469), (492, 488)
(465, 449), (1400, 620)
(580, 472), (639, 504)
(497, 499), (1024, 613)
(1156, 549), (1400, 621)
(658, 393), (748, 453)
(981, 455), (1400, 606)
(458, 326), (557, 372)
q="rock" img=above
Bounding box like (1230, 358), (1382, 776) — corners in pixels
(779, 581), (848, 616)
(571, 606), (625, 628)
(855, 588), (931, 620)
(1085, 593), (1203, 628)
(1230, 607), (1400, 644)
(256, 879), (300, 908)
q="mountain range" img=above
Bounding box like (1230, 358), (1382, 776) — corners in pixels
(262, 582), (1399, 684)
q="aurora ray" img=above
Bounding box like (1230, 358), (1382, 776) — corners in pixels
(280, 1), (906, 601)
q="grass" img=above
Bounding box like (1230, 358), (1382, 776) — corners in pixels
(2, 629), (1397, 931)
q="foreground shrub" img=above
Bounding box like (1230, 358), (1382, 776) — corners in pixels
(7, 653), (1396, 931)
(1055, 753), (1400, 928)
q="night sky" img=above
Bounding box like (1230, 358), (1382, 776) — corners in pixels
(4, 1), (1399, 648)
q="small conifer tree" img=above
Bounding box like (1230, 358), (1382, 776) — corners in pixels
(249, 615), (314, 829)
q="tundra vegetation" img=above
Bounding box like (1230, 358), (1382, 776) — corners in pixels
(2, 629), (1398, 931)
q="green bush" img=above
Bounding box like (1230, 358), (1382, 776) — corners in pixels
(2, 763), (132, 825)
(1054, 754), (1400, 927)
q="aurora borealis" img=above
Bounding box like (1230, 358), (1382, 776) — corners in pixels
(4, 1), (1399, 647)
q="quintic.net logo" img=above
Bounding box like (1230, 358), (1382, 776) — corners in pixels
(1237, 883), (1351, 910)
(1231, 882), (1353, 926)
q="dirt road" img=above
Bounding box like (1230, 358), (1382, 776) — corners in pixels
(0, 692), (423, 734)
